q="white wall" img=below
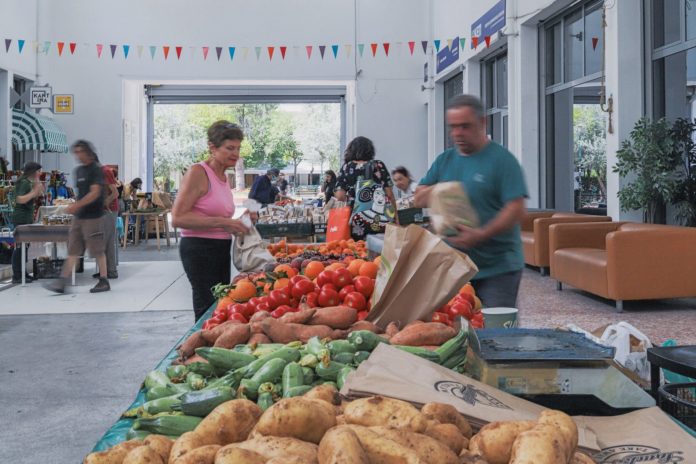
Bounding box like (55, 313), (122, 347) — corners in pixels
(26, 0), (428, 183)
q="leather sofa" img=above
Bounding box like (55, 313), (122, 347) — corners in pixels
(549, 222), (696, 311)
(521, 211), (611, 275)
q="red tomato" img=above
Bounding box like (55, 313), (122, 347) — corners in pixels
(305, 291), (319, 308)
(233, 303), (254, 319)
(332, 268), (353, 289)
(456, 292), (476, 308)
(321, 283), (339, 293)
(316, 270), (336, 287)
(271, 307), (289, 318)
(353, 276), (375, 298)
(274, 305), (294, 314)
(248, 297), (263, 308)
(431, 312), (452, 325)
(256, 302), (270, 312)
(338, 285), (356, 302)
(471, 312), (484, 328)
(318, 288), (340, 307)
(229, 313), (248, 324)
(436, 303), (451, 314)
(202, 319), (220, 330)
(290, 275), (310, 286)
(357, 310), (369, 321)
(214, 307), (230, 320)
(257, 296), (270, 306)
(291, 279), (316, 298)
(268, 290), (291, 309)
(344, 292), (367, 311)
(446, 301), (473, 320)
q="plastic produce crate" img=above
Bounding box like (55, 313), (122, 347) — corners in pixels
(256, 223), (314, 239)
(659, 382), (696, 432)
(32, 258), (64, 279)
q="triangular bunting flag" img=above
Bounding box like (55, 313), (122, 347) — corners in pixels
(358, 44), (365, 57)
(137, 45), (143, 58)
(484, 36), (491, 47)
(163, 46), (170, 59)
(149, 46), (157, 59)
(319, 45), (326, 59)
(472, 36), (479, 48)
(447, 39), (453, 49)
(202, 46), (209, 60)
(331, 45), (338, 58)
(43, 41), (51, 54)
(18, 39), (25, 54)
(110, 44), (117, 58)
(408, 41), (415, 55)
(33, 41), (39, 53)
(254, 47), (261, 60)
(383, 43), (390, 56)
(123, 45), (130, 59)
(306, 46), (313, 59)
(421, 41), (428, 54)
(345, 44), (352, 58)
(97, 44), (104, 58)
(70, 42), (77, 54)
(280, 46), (287, 59)
(370, 43), (378, 56)
(57, 42), (65, 56)
(267, 46), (274, 60)
(216, 47), (222, 60)
(243, 47), (249, 60)
(434, 39), (441, 51)
(460, 38), (466, 50)
(592, 37), (599, 50)
(228, 47), (235, 61)
(175, 46), (182, 59)
(5, 39), (12, 53)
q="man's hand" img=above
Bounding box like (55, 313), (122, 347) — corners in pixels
(446, 224), (488, 249)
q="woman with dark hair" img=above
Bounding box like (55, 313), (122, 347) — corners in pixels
(320, 170), (337, 204)
(172, 121), (250, 321)
(11, 161), (44, 283)
(391, 166), (418, 200)
(335, 136), (397, 240)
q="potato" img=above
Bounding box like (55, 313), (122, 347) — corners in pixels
(343, 425), (426, 464)
(123, 445), (164, 464)
(170, 432), (205, 463)
(172, 445), (220, 464)
(303, 384), (341, 406)
(538, 409), (578, 456)
(227, 436), (319, 463)
(421, 402), (473, 438)
(459, 449), (490, 464)
(369, 426), (459, 464)
(84, 440), (144, 464)
(214, 447), (266, 464)
(194, 399), (262, 445)
(267, 458), (314, 464)
(142, 435), (172, 462)
(336, 415), (347, 425)
(318, 425), (369, 464)
(468, 421), (536, 464)
(344, 396), (428, 433)
(572, 451), (597, 464)
(424, 422), (468, 455)
(255, 397), (337, 444)
(509, 424), (568, 464)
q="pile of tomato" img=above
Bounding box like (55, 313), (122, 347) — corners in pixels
(431, 283), (484, 329)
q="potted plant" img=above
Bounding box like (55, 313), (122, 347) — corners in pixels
(613, 117), (682, 224)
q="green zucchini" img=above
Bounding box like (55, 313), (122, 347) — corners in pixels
(302, 366), (315, 385)
(133, 414), (202, 436)
(300, 354), (319, 368)
(443, 350), (468, 370)
(239, 358), (289, 398)
(257, 391), (274, 410)
(175, 387), (235, 417)
(394, 345), (442, 363)
(282, 362), (305, 393)
(252, 343), (285, 358)
(258, 382), (276, 395)
(353, 351), (371, 365)
(166, 365), (188, 382)
(315, 361), (348, 381)
(347, 331), (390, 351)
(196, 347), (256, 371)
(144, 371), (170, 390)
(233, 344), (255, 355)
(322, 381), (338, 389)
(186, 362), (217, 378)
(145, 385), (181, 401)
(125, 428), (152, 440)
(332, 352), (355, 364)
(237, 347), (300, 379)
(328, 340), (357, 356)
(283, 385), (312, 398)
(435, 328), (468, 364)
(186, 372), (206, 390)
(337, 366), (356, 390)
(306, 337), (326, 357)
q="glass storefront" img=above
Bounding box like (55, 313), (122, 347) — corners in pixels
(482, 52), (508, 147)
(443, 72), (463, 149)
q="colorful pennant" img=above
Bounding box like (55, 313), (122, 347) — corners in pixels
(70, 42), (77, 54)
(434, 39), (441, 51)
(216, 47), (222, 61)
(459, 38), (466, 50)
(150, 46), (157, 59)
(319, 45), (326, 59)
(110, 44), (117, 58)
(421, 41), (428, 54)
(370, 43), (378, 57)
(280, 46), (287, 60)
(592, 37), (599, 50)
(306, 45), (313, 59)
(472, 36), (479, 48)
(383, 43), (390, 56)
(57, 42), (65, 56)
(96, 44), (104, 58)
(202, 46), (209, 60)
(484, 36), (491, 47)
(163, 46), (170, 60)
(408, 41), (415, 55)
(268, 46), (275, 60)
(345, 44), (352, 58)
(331, 45), (338, 58)
(5, 39), (12, 53)
(358, 43), (365, 57)
(175, 46), (183, 59)
(123, 44), (130, 58)
(228, 47), (235, 61)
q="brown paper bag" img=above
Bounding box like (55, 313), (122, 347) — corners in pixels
(575, 407), (696, 463)
(429, 181), (480, 235)
(367, 224), (478, 328)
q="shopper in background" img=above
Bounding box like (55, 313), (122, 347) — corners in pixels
(0, 156), (8, 178)
(391, 166), (418, 201)
(96, 165), (119, 279)
(124, 177), (142, 210)
(277, 173), (288, 196)
(249, 168), (280, 207)
(45, 140), (110, 294)
(415, 94), (527, 308)
(172, 121), (250, 321)
(321, 170), (337, 204)
(11, 162), (44, 284)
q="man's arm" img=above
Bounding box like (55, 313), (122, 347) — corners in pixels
(104, 184), (118, 210)
(67, 184), (103, 215)
(447, 197), (526, 249)
(413, 185), (433, 208)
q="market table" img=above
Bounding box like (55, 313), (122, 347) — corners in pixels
(122, 210), (171, 250)
(648, 345), (696, 398)
(13, 224), (76, 286)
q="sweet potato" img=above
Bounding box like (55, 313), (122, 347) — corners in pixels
(178, 331), (208, 359)
(201, 320), (243, 344)
(261, 318), (335, 343)
(389, 322), (456, 346)
(424, 422), (468, 455)
(348, 320), (381, 333)
(249, 311), (271, 323)
(183, 354), (209, 366)
(308, 306), (357, 329)
(280, 307), (317, 324)
(331, 329), (348, 340)
(248, 333), (271, 345)
(421, 403), (472, 438)
(172, 444), (220, 464)
(385, 322), (400, 337)
(213, 324), (250, 349)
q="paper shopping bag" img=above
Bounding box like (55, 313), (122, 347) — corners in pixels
(326, 206), (351, 242)
(366, 224), (478, 328)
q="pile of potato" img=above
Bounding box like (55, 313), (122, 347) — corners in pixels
(84, 385), (596, 464)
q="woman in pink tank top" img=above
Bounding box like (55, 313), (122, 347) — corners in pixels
(172, 121), (250, 321)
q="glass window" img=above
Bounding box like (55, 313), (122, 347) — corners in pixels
(485, 60), (496, 109)
(497, 55), (508, 108)
(688, 0), (696, 40)
(564, 10), (584, 81)
(585, 3), (603, 75)
(653, 48), (696, 121)
(443, 73), (463, 149)
(546, 23), (563, 85)
(653, 0), (682, 48)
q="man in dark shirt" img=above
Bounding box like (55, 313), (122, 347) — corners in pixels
(249, 168), (280, 206)
(45, 140), (110, 294)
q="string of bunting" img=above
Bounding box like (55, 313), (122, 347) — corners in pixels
(0, 36), (514, 61)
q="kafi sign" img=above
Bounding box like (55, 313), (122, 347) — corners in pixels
(29, 86), (52, 109)
(471, 0), (506, 48)
(436, 36), (459, 73)
(53, 95), (74, 114)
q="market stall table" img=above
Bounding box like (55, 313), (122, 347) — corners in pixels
(122, 210), (171, 250)
(13, 224), (76, 286)
(648, 345), (696, 398)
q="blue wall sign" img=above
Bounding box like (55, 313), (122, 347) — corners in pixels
(471, 0), (506, 48)
(436, 36), (459, 74)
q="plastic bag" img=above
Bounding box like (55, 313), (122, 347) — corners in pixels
(600, 322), (653, 382)
(232, 227), (275, 272)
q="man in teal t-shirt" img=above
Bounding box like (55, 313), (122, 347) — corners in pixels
(416, 94), (527, 308)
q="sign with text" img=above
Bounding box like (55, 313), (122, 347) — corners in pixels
(29, 86), (52, 108)
(471, 0), (506, 48)
(436, 36), (459, 74)
(53, 94), (74, 114)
